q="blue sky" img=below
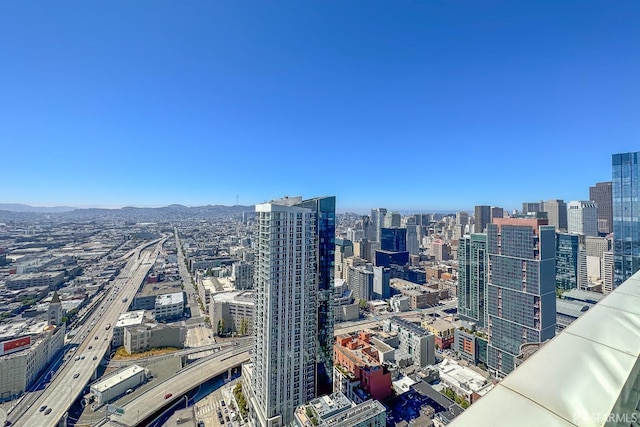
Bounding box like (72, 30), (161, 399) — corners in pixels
(1, 1), (639, 213)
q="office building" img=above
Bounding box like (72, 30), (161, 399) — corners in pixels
(384, 211), (401, 228)
(380, 228), (406, 252)
(543, 199), (567, 231)
(556, 233), (587, 291)
(248, 197), (319, 427)
(567, 201), (598, 237)
(370, 208), (387, 243)
(602, 251), (614, 294)
(589, 181), (613, 234)
(613, 151), (640, 286)
(486, 218), (556, 377)
(458, 234), (488, 327)
(474, 205), (491, 233)
(405, 225), (420, 255)
(522, 202), (543, 214)
(490, 207), (504, 222)
(123, 323), (185, 354)
(334, 239), (354, 281)
(374, 250), (409, 268)
(456, 212), (469, 226)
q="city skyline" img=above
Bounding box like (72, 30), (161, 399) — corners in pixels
(2, 2), (639, 211)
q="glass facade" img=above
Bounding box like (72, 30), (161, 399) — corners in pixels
(380, 227), (407, 252)
(295, 196), (336, 396)
(458, 234), (488, 327)
(555, 233), (580, 291)
(612, 152), (640, 286)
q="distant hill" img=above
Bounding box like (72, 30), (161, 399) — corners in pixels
(0, 203), (76, 213)
(0, 203), (255, 223)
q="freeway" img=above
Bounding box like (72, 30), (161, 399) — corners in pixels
(114, 342), (252, 426)
(10, 238), (167, 427)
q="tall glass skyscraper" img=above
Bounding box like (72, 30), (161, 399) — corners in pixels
(486, 218), (556, 377)
(613, 152), (640, 286)
(555, 233), (580, 291)
(294, 196), (336, 396)
(458, 233), (488, 327)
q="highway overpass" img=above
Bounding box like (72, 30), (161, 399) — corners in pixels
(10, 240), (165, 427)
(112, 343), (251, 426)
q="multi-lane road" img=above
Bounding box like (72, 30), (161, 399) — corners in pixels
(115, 342), (252, 426)
(10, 239), (166, 427)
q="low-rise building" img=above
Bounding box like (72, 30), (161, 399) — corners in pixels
(422, 318), (456, 350)
(390, 279), (439, 309)
(435, 358), (494, 404)
(333, 332), (393, 402)
(6, 271), (65, 290)
(0, 323), (64, 400)
(294, 392), (386, 427)
(123, 323), (185, 354)
(209, 291), (255, 336)
(89, 365), (148, 405)
(113, 311), (147, 347)
(154, 292), (184, 321)
(382, 317), (435, 367)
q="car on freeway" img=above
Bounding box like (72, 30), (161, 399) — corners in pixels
(81, 355), (85, 360)
(44, 408), (52, 415)
(94, 336), (99, 340)
(39, 405), (47, 412)
(88, 345), (92, 349)
(73, 373), (80, 379)
(164, 393), (173, 399)
(93, 356), (98, 360)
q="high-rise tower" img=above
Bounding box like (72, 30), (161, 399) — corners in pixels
(487, 218), (556, 377)
(567, 201), (598, 237)
(589, 181), (612, 234)
(474, 205), (491, 233)
(249, 197), (318, 427)
(543, 199), (567, 231)
(613, 152), (640, 286)
(458, 234), (488, 327)
(294, 196), (336, 395)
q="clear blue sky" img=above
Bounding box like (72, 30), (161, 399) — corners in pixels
(1, 1), (639, 213)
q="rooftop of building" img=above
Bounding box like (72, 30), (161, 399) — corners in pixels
(154, 292), (183, 306)
(309, 392), (353, 419)
(210, 290), (255, 305)
(321, 400), (386, 427)
(556, 299), (591, 318)
(561, 288), (604, 304)
(436, 358), (493, 395)
(138, 281), (182, 297)
(387, 316), (431, 337)
(423, 317), (457, 332)
(0, 319), (50, 341)
(90, 365), (146, 393)
(115, 310), (147, 328)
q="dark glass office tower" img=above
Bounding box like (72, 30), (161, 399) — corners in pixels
(295, 196), (336, 396)
(612, 152), (640, 287)
(380, 227), (407, 252)
(555, 233), (580, 291)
